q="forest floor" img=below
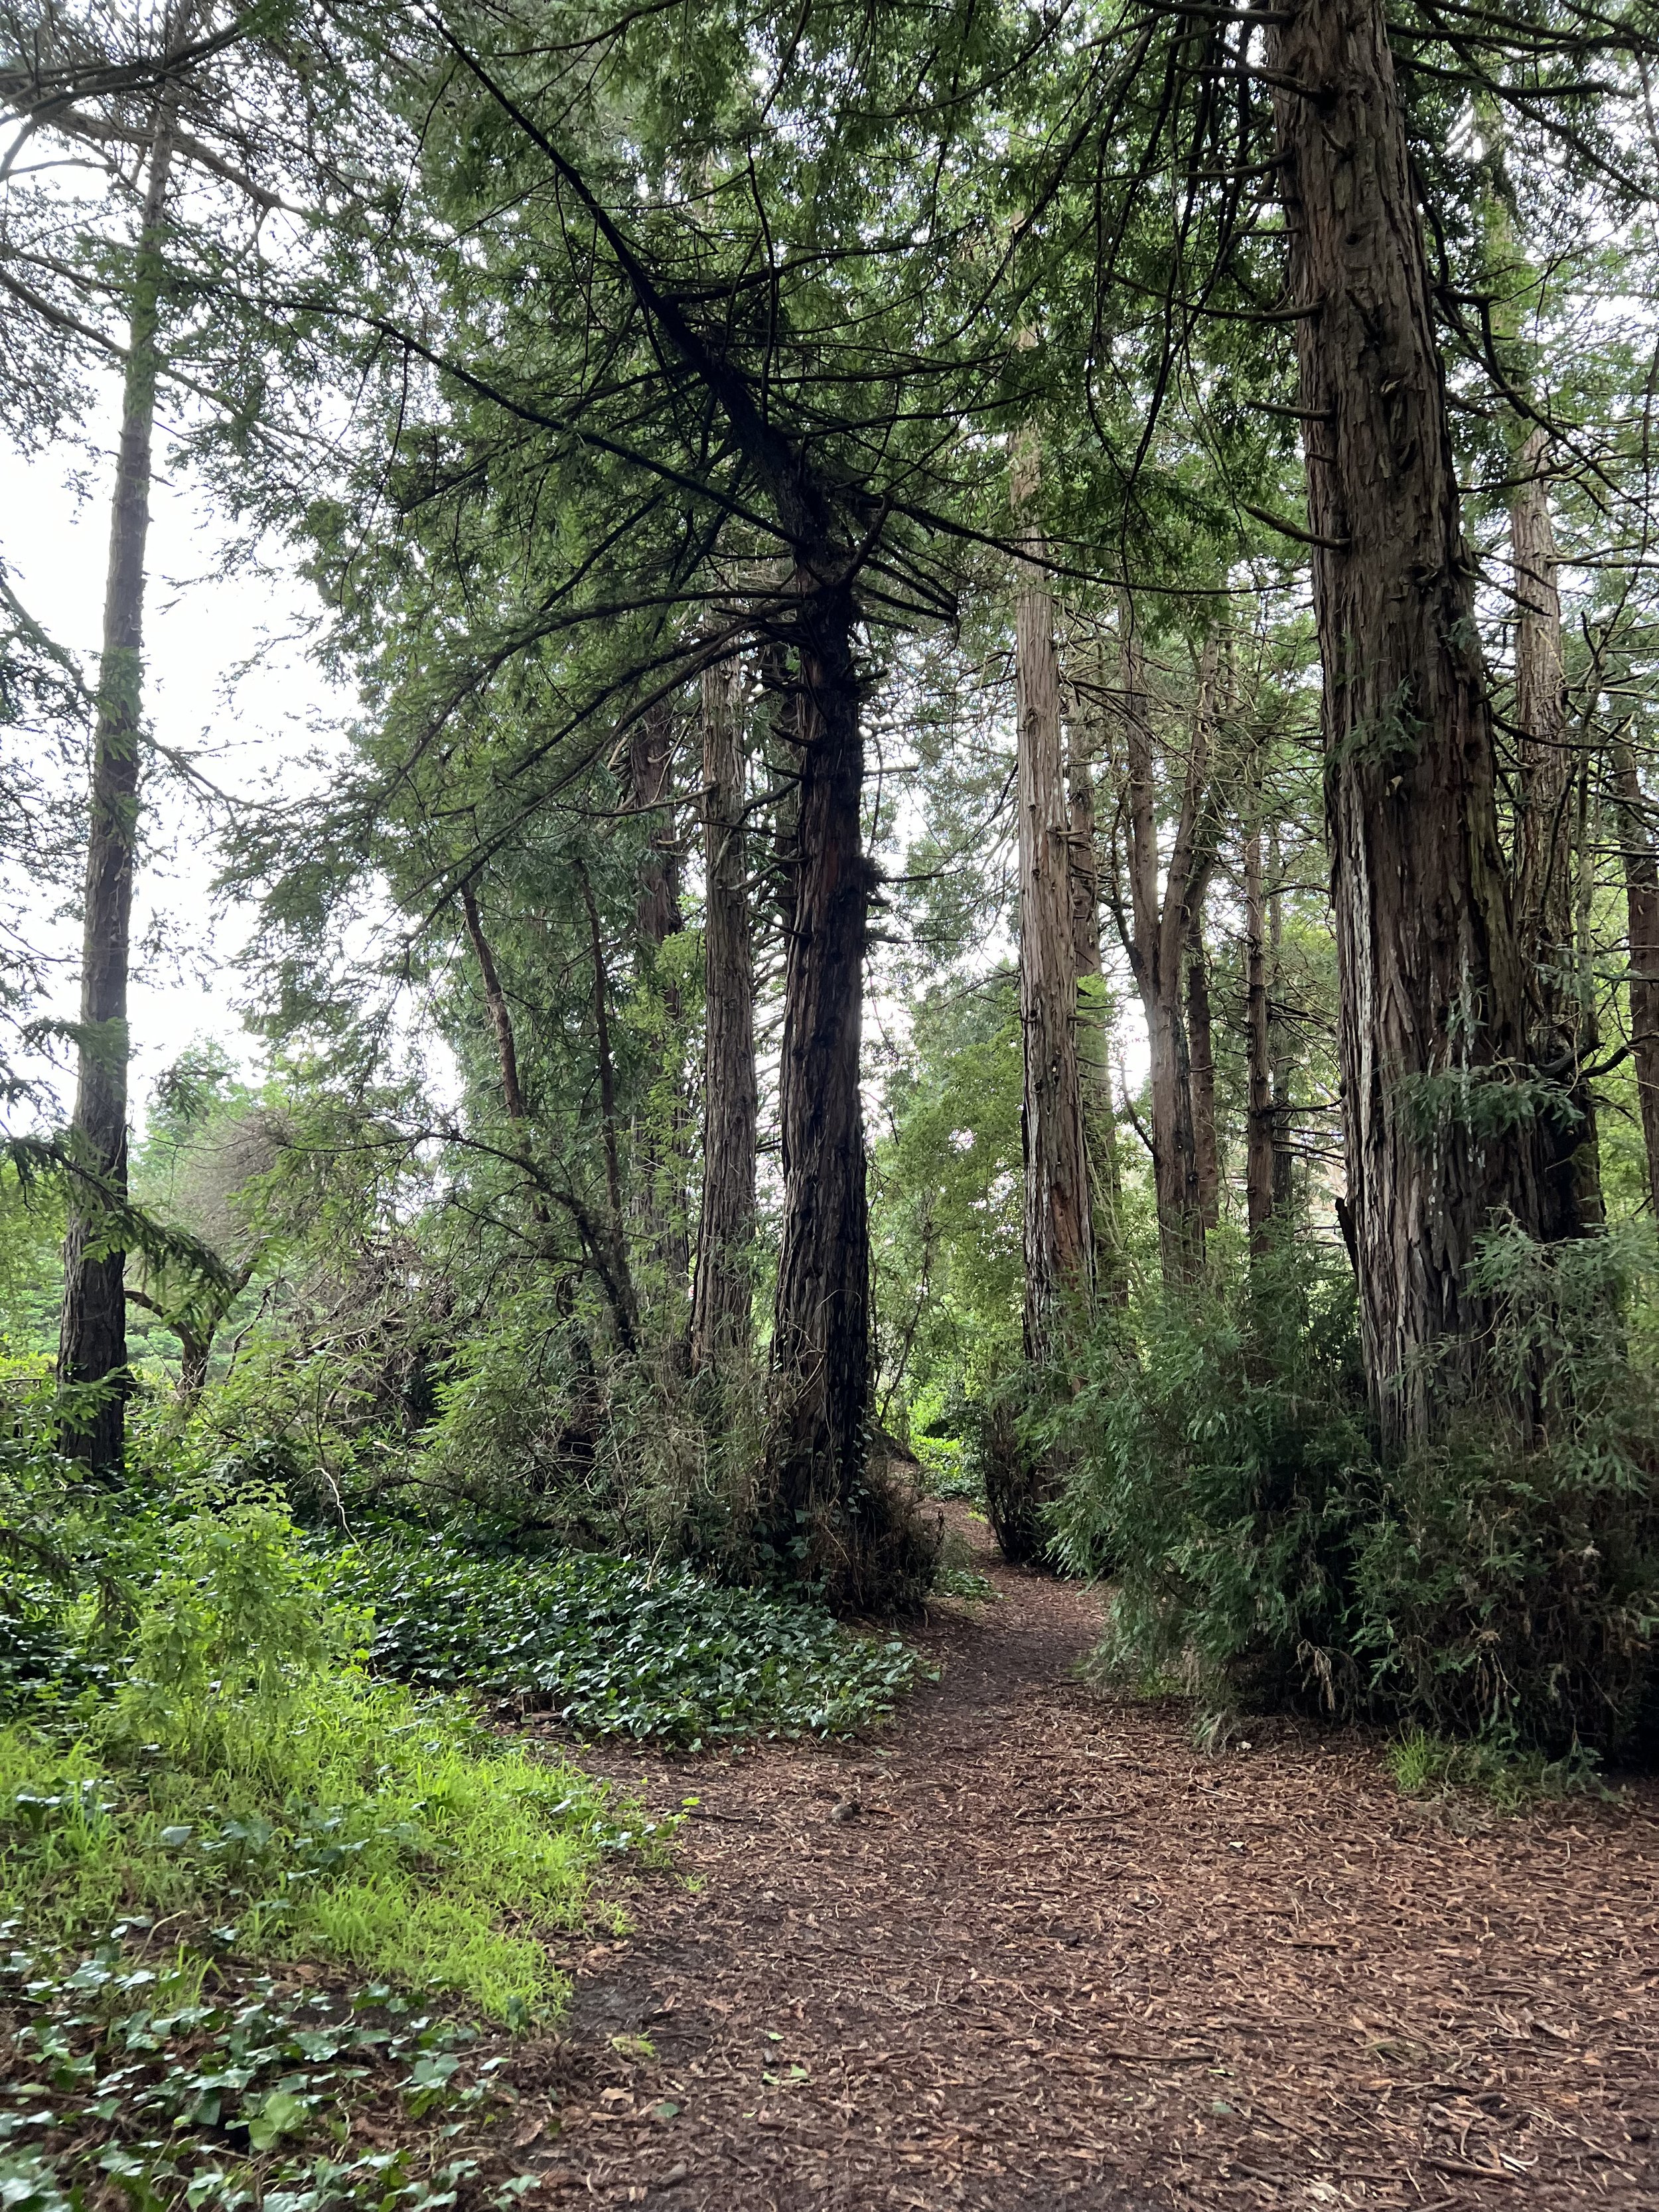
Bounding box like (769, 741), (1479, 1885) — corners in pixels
(508, 1507), (1659, 2211)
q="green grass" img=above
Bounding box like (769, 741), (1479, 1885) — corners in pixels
(0, 1686), (634, 2023)
(1384, 1725), (1607, 1810)
(340, 1537), (927, 1747)
(0, 1497), (654, 2022)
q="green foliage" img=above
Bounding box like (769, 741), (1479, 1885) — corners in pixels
(1, 1492), (636, 2021)
(1385, 1727), (1604, 1810)
(0, 1957), (545, 2212)
(1052, 1230), (1659, 1759)
(416, 1298), (765, 1568)
(1051, 1241), (1371, 1711)
(871, 984), (1025, 1428)
(1354, 1225), (1659, 1755)
(341, 1535), (927, 1749)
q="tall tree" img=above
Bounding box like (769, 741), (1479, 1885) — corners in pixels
(1267, 0), (1586, 1449)
(1066, 640), (1124, 1296)
(57, 69), (179, 1475)
(691, 658), (757, 1370)
(1243, 805), (1276, 1255)
(1611, 737), (1659, 1224)
(1114, 611), (1216, 1285)
(627, 702), (690, 1294)
(1013, 434), (1093, 1367)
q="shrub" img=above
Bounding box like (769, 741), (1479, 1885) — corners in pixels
(1052, 1228), (1659, 1757)
(1050, 1243), (1371, 1708)
(1352, 1225), (1659, 1755)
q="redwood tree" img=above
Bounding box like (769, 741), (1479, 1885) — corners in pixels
(690, 659), (757, 1371)
(1267, 0), (1585, 1449)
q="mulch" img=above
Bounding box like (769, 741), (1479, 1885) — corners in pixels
(511, 1508), (1659, 2211)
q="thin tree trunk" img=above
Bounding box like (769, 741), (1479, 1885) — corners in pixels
(1510, 433), (1603, 1225)
(627, 702), (691, 1291)
(1268, 0), (1585, 1451)
(1068, 650), (1125, 1299)
(691, 659), (757, 1370)
(576, 859), (638, 1345)
(1015, 433), (1093, 1374)
(1268, 828), (1295, 1213)
(461, 883), (531, 1126)
(1512, 428), (1573, 995)
(1612, 737), (1659, 1222)
(59, 106), (178, 1479)
(1244, 814), (1276, 1254)
(1185, 911), (1221, 1232)
(459, 879), (551, 1232)
(1118, 609), (1210, 1286)
(768, 568), (883, 1595)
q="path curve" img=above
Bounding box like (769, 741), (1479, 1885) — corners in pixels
(509, 1509), (1659, 2209)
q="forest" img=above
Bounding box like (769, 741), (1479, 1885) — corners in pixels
(3, 0), (1659, 2205)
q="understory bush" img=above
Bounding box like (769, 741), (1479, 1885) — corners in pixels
(413, 1301), (768, 1571)
(1052, 1226), (1659, 1759)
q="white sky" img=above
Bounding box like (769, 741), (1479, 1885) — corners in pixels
(2, 410), (350, 1131)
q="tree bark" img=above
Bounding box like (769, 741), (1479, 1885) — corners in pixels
(767, 565), (881, 1592)
(1068, 651), (1125, 1299)
(1014, 433), (1094, 1370)
(460, 882), (531, 1126)
(691, 658), (757, 1370)
(1268, 0), (1585, 1451)
(1611, 737), (1659, 1224)
(627, 701), (691, 1292)
(1118, 609), (1212, 1285)
(1268, 828), (1296, 1213)
(1509, 432), (1602, 1224)
(575, 859), (638, 1348)
(1244, 814), (1277, 1254)
(1185, 911), (1221, 1232)
(59, 105), (178, 1479)
(1512, 428), (1573, 992)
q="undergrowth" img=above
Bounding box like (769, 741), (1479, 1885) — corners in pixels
(1384, 1726), (1607, 1810)
(1, 1493), (646, 2022)
(338, 1538), (926, 1747)
(0, 1953), (544, 2212)
(1050, 1226), (1659, 1759)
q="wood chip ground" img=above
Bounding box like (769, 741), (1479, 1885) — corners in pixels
(514, 1509), (1659, 2210)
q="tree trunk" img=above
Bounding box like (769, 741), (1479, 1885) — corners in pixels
(1244, 814), (1277, 1253)
(1268, 0), (1585, 1451)
(627, 702), (691, 1293)
(767, 567), (883, 1597)
(460, 879), (553, 1235)
(1185, 911), (1221, 1232)
(1512, 428), (1573, 992)
(1118, 609), (1210, 1286)
(691, 658), (757, 1370)
(1510, 433), (1602, 1224)
(1268, 829), (1296, 1212)
(1068, 653), (1125, 1299)
(58, 109), (177, 1479)
(575, 859), (638, 1348)
(1612, 738), (1659, 1224)
(1015, 435), (1093, 1370)
(460, 882), (532, 1125)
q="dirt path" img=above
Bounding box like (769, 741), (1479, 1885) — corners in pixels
(511, 1511), (1659, 2209)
